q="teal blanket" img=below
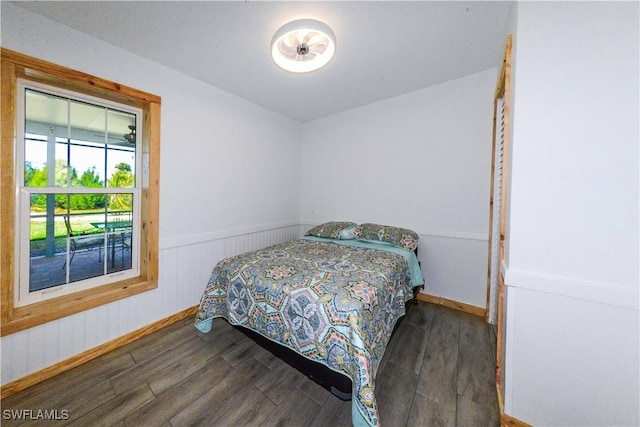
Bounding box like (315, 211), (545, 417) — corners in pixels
(195, 238), (423, 426)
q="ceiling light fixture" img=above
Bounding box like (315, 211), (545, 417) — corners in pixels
(271, 19), (336, 73)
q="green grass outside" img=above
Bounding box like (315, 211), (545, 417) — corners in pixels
(29, 209), (129, 256)
(30, 236), (68, 254)
(30, 218), (104, 255)
(30, 219), (101, 241)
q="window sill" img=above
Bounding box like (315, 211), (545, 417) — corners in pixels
(2, 276), (157, 337)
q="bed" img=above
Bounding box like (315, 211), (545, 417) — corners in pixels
(194, 222), (424, 427)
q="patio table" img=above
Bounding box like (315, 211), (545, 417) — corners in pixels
(90, 221), (132, 268)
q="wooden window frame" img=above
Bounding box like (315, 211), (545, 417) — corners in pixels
(1, 49), (161, 336)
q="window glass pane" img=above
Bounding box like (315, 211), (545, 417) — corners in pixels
(69, 143), (106, 189)
(107, 110), (136, 188)
(64, 210), (106, 284)
(24, 90), (68, 187)
(25, 89), (67, 135)
(54, 140), (72, 187)
(107, 154), (135, 189)
(65, 192), (107, 213)
(107, 192), (133, 219)
(28, 196), (106, 291)
(69, 99), (105, 143)
(29, 209), (66, 291)
(24, 136), (48, 187)
(107, 109), (136, 147)
(105, 196), (133, 273)
(29, 194), (62, 259)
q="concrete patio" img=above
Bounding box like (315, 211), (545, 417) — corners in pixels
(29, 240), (132, 292)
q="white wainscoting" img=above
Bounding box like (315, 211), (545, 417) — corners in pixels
(419, 234), (489, 309)
(0, 223), (300, 386)
(503, 271), (640, 426)
(1, 222), (487, 385)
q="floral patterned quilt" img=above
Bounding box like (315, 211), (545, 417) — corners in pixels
(194, 237), (422, 427)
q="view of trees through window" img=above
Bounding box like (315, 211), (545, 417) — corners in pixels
(26, 161), (133, 213)
(24, 160), (135, 212)
(18, 83), (140, 299)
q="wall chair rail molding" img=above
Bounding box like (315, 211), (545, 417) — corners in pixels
(504, 269), (639, 310)
(160, 220), (299, 250)
(299, 221), (488, 242)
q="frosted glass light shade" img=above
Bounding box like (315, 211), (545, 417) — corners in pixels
(271, 19), (336, 73)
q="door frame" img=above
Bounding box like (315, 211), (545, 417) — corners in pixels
(484, 34), (513, 408)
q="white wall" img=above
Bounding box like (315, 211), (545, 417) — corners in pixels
(300, 69), (496, 308)
(1, 3), (301, 385)
(504, 2), (639, 425)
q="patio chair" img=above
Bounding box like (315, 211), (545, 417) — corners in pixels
(119, 230), (132, 267)
(62, 215), (103, 270)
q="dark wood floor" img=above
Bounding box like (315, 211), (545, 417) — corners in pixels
(2, 302), (500, 427)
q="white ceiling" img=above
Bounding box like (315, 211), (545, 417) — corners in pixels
(14, 1), (512, 123)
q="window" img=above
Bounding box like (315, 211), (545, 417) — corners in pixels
(17, 83), (141, 306)
(1, 49), (160, 335)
